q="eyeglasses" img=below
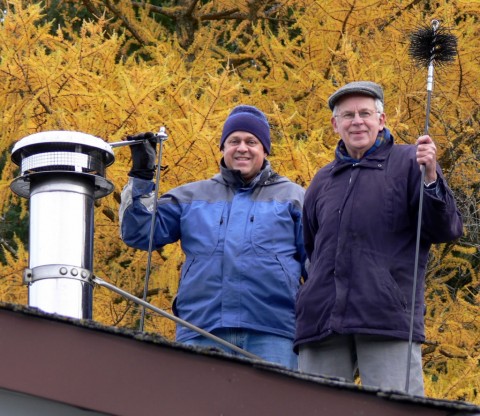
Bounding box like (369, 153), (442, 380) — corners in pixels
(334, 110), (380, 121)
(224, 138), (261, 148)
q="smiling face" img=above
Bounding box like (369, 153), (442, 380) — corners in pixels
(222, 131), (267, 181)
(331, 95), (386, 160)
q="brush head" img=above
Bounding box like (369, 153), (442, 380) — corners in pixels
(409, 23), (457, 67)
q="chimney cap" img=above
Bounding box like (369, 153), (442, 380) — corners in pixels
(11, 131), (114, 166)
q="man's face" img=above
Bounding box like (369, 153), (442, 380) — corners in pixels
(331, 95), (386, 160)
(222, 131), (267, 181)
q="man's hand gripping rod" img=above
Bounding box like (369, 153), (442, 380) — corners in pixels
(138, 127), (168, 332)
(108, 128), (170, 331)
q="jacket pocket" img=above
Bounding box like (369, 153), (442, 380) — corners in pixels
(276, 255), (301, 299)
(250, 201), (296, 254)
(385, 176), (411, 232)
(383, 272), (408, 312)
(172, 256), (195, 316)
(180, 201), (227, 255)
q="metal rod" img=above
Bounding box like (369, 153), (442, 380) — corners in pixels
(108, 126), (171, 149)
(139, 128), (168, 331)
(405, 164), (425, 393)
(109, 139), (147, 149)
(92, 276), (262, 360)
(406, 22), (437, 394)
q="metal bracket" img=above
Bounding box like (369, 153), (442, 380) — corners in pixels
(23, 264), (93, 285)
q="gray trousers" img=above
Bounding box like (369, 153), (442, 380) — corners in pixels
(298, 334), (424, 396)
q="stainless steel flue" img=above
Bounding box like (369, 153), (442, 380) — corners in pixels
(10, 131), (114, 319)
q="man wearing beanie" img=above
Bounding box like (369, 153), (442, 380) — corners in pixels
(295, 81), (462, 394)
(119, 105), (306, 369)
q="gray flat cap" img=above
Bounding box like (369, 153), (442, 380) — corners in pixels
(328, 81), (384, 110)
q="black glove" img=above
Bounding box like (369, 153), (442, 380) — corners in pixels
(127, 132), (157, 180)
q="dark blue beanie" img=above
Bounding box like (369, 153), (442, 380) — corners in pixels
(219, 105), (271, 154)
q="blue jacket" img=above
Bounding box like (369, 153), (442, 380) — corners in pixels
(294, 131), (463, 351)
(120, 160), (306, 342)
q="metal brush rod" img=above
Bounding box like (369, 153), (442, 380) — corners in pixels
(109, 127), (168, 149)
(109, 139), (146, 148)
(92, 275), (262, 360)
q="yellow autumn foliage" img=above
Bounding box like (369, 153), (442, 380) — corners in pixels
(0, 0), (479, 403)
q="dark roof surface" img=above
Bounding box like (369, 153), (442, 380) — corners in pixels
(0, 302), (479, 416)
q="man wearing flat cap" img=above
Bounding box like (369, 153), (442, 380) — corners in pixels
(119, 105), (306, 369)
(294, 81), (463, 394)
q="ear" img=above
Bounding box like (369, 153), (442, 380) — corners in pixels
(331, 116), (339, 133)
(378, 112), (386, 128)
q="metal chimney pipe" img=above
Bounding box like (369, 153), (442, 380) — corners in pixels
(10, 131), (114, 319)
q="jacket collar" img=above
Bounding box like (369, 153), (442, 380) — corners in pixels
(330, 128), (394, 174)
(215, 159), (278, 188)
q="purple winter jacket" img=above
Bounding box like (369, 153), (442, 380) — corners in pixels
(294, 131), (463, 351)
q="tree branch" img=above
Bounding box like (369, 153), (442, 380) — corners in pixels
(104, 0), (149, 46)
